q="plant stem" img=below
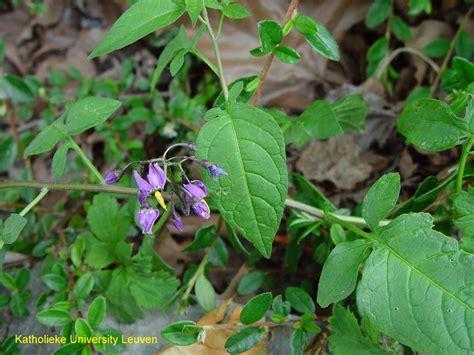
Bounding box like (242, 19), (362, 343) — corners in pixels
(430, 6), (473, 97)
(68, 138), (105, 184)
(0, 181), (137, 195)
(19, 188), (49, 217)
(456, 137), (474, 192)
(201, 7), (229, 101)
(182, 240), (215, 301)
(251, 0), (299, 105)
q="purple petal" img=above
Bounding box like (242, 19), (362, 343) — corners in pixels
(193, 199), (211, 220)
(133, 171), (152, 194)
(137, 191), (148, 206)
(173, 217), (184, 232)
(104, 170), (121, 184)
(147, 163), (166, 190)
(137, 207), (159, 234)
(184, 182), (207, 200)
(209, 165), (227, 180)
(191, 180), (207, 196)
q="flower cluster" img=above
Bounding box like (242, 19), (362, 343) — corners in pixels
(104, 143), (227, 235)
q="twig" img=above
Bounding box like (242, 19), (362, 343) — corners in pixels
(219, 263), (249, 300)
(430, 7), (473, 96)
(251, 0), (299, 105)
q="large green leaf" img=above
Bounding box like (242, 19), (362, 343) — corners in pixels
(357, 213), (474, 353)
(87, 194), (129, 243)
(317, 240), (368, 308)
(398, 98), (469, 151)
(129, 272), (179, 309)
(303, 20), (340, 61)
(89, 0), (186, 58)
(24, 116), (67, 157)
(196, 103), (288, 257)
(65, 96), (121, 135)
(298, 100), (343, 139)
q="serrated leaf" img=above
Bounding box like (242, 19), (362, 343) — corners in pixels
(240, 292), (272, 325)
(304, 20), (340, 61)
(129, 271), (179, 309)
(90, 0), (186, 58)
(298, 100), (343, 139)
(195, 275), (216, 311)
(317, 240), (367, 307)
(196, 103), (288, 258)
(225, 327), (264, 353)
(362, 173), (400, 231)
(358, 213), (474, 353)
(329, 304), (385, 354)
(52, 143), (70, 180)
(65, 96), (121, 135)
(1, 213), (27, 245)
(87, 194), (129, 243)
(398, 98), (469, 151)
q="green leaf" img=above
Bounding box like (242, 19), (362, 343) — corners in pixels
(274, 46), (301, 64)
(237, 271), (266, 295)
(422, 38), (450, 58)
(329, 304), (385, 354)
(291, 328), (309, 355)
(87, 297), (106, 329)
(185, 0), (203, 26)
(169, 48), (187, 76)
(285, 287), (315, 314)
(298, 100), (343, 139)
(196, 103), (288, 258)
(52, 143), (70, 180)
(362, 173), (400, 231)
(36, 308), (72, 326)
(73, 273), (94, 299)
(317, 240), (367, 307)
(15, 268), (30, 290)
(183, 225), (216, 252)
(90, 0), (186, 58)
(240, 292), (272, 324)
(65, 96), (121, 135)
(53, 343), (84, 355)
(365, 0), (391, 28)
(10, 292), (28, 317)
(209, 237), (228, 267)
(258, 20), (283, 54)
(330, 94), (368, 132)
(0, 272), (16, 290)
(358, 213), (474, 353)
(204, 0), (222, 9)
(195, 275), (216, 311)
(0, 135), (17, 172)
(41, 274), (67, 292)
(24, 116), (67, 157)
(0, 74), (35, 103)
(451, 189), (474, 252)
(406, 86), (431, 103)
(304, 20), (340, 61)
(408, 0), (431, 15)
(272, 294), (291, 318)
(367, 37), (388, 76)
(398, 98), (468, 151)
(1, 213), (27, 245)
(391, 16), (412, 41)
(151, 26), (191, 89)
(293, 15), (318, 36)
(222, 3), (251, 19)
(129, 271), (179, 309)
(75, 318), (93, 338)
(225, 327), (264, 353)
(455, 30), (473, 60)
(161, 320), (201, 346)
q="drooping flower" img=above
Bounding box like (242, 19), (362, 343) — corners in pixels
(133, 164), (168, 210)
(137, 207), (160, 234)
(208, 164), (227, 180)
(171, 208), (184, 232)
(183, 180), (211, 220)
(104, 169), (122, 184)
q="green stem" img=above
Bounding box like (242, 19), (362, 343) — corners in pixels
(456, 137), (474, 192)
(68, 138), (105, 184)
(201, 7), (229, 101)
(19, 188), (49, 217)
(325, 213), (374, 241)
(0, 181), (137, 195)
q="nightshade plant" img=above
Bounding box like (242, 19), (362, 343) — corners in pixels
(0, 0), (473, 354)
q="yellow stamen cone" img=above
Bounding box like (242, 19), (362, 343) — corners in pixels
(200, 199), (210, 218)
(154, 191), (167, 210)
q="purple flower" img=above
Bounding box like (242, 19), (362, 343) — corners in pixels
(137, 207), (159, 234)
(133, 164), (167, 210)
(104, 170), (122, 184)
(172, 209), (184, 232)
(183, 180), (211, 220)
(208, 164), (227, 180)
